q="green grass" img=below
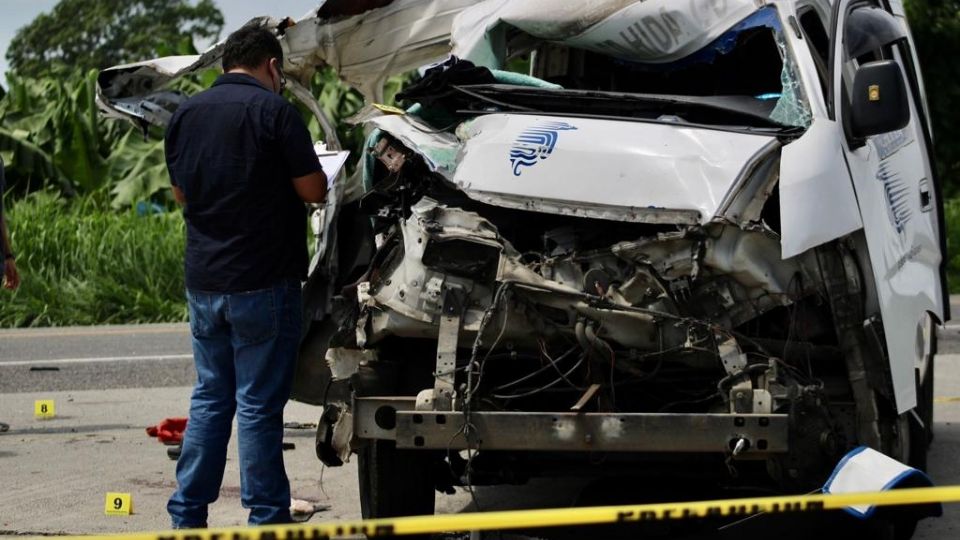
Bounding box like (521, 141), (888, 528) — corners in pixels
(1, 191), (187, 327)
(945, 199), (960, 294)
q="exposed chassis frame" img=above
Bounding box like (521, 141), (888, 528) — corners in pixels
(354, 397), (788, 455)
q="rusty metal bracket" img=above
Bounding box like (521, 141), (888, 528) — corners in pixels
(372, 137), (408, 172)
(571, 384), (602, 412)
(434, 289), (465, 411)
(717, 335), (748, 376)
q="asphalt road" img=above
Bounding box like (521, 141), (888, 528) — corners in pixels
(2, 317), (960, 539)
(0, 324), (193, 393)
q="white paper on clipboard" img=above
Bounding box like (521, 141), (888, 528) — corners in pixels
(318, 151), (350, 188)
(313, 143), (350, 188)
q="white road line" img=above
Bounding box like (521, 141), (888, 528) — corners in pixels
(0, 326), (189, 339)
(0, 354), (193, 367)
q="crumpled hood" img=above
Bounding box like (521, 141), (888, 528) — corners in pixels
(95, 0), (479, 127)
(452, 0), (761, 69)
(96, 0), (767, 127)
(448, 114), (775, 224)
(97, 54), (214, 126)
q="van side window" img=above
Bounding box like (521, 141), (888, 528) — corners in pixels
(843, 5), (906, 61)
(799, 8), (830, 86)
(796, 6), (831, 102)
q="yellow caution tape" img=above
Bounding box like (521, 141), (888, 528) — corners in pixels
(61, 485), (960, 540)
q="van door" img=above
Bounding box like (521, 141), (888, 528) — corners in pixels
(829, 0), (947, 413)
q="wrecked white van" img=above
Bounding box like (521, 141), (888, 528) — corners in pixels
(98, 0), (948, 523)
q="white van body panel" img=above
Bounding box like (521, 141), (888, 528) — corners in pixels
(844, 126), (944, 413)
(453, 114), (775, 224)
(779, 119), (863, 259)
(832, 0), (946, 413)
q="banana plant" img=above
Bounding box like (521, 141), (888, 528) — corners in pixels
(1, 64), (412, 207)
(0, 68), (170, 206)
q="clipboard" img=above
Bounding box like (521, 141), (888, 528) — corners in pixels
(316, 150), (350, 188)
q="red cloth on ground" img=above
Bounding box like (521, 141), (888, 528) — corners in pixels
(146, 417), (188, 445)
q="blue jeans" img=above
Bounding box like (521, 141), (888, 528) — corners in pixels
(168, 282), (302, 527)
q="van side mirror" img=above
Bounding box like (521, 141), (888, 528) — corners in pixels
(850, 60), (910, 139)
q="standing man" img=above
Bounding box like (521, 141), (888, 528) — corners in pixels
(164, 25), (327, 528)
(1, 156), (20, 292)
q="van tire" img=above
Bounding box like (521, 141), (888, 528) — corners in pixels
(910, 365), (933, 473)
(919, 326), (936, 446)
(893, 519), (919, 540)
(358, 440), (436, 519)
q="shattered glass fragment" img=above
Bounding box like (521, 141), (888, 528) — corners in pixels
(770, 33), (813, 128)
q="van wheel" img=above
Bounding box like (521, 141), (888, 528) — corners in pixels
(358, 440), (436, 519)
(910, 373), (933, 474)
(917, 315), (936, 446)
(893, 519), (919, 540)
(908, 315), (936, 473)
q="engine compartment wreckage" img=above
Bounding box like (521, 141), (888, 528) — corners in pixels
(98, 0), (948, 519)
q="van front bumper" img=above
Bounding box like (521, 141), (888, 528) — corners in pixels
(352, 397), (788, 455)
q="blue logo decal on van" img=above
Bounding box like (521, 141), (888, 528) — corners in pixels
(509, 122), (578, 176)
(877, 162), (912, 234)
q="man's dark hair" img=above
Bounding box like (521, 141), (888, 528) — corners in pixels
(221, 26), (283, 72)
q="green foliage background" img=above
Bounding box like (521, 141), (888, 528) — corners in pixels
(905, 0), (960, 196)
(6, 0), (223, 80)
(0, 64), (376, 326)
(1, 191), (186, 327)
(0, 70), (171, 207)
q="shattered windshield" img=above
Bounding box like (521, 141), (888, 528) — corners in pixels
(518, 6), (812, 129)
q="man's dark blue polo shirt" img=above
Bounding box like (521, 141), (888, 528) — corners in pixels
(165, 73), (322, 293)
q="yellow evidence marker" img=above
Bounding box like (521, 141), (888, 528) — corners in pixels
(372, 103), (406, 115)
(34, 400), (56, 419)
(104, 492), (133, 516)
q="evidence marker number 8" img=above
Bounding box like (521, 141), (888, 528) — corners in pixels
(34, 400), (55, 419)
